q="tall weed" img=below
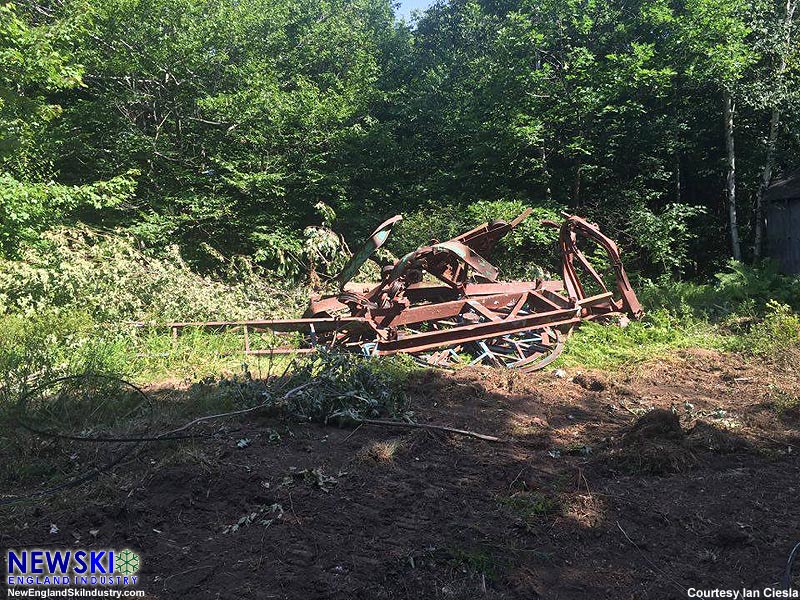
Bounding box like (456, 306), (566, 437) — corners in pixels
(731, 301), (800, 362)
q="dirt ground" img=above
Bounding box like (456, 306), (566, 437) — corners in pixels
(2, 349), (799, 599)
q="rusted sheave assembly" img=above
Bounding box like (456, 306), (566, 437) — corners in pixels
(164, 210), (643, 371)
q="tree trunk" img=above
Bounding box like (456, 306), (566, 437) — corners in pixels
(753, 108), (780, 261)
(753, 0), (797, 260)
(724, 90), (741, 261)
(542, 143), (552, 201)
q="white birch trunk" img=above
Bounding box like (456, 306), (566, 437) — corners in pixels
(724, 90), (741, 261)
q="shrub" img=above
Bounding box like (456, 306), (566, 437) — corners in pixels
(558, 309), (724, 369)
(0, 172), (138, 258)
(0, 309), (130, 406)
(714, 261), (800, 312)
(733, 301), (800, 361)
(639, 262), (800, 321)
(629, 203), (705, 276)
(0, 227), (307, 322)
(283, 350), (416, 423)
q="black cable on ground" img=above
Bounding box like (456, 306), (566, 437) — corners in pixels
(0, 443), (142, 507)
(0, 376), (312, 506)
(784, 541), (800, 590)
(1, 373), (156, 506)
(15, 420), (204, 443)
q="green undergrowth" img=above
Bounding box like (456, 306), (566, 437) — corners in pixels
(0, 227), (311, 404)
(729, 301), (800, 363)
(0, 226), (307, 322)
(283, 350), (416, 423)
(557, 300), (799, 372)
(129, 327), (303, 382)
(0, 231), (798, 409)
(641, 261), (800, 320)
(556, 310), (726, 370)
(10, 350), (416, 434)
(557, 264), (800, 370)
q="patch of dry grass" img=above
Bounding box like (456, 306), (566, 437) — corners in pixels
(357, 439), (403, 464)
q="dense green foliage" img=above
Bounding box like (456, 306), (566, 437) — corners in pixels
(1, 0), (798, 276)
(0, 227), (307, 320)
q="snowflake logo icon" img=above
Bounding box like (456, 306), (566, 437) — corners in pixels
(116, 549), (140, 575)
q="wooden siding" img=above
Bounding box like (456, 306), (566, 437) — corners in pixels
(766, 197), (800, 274)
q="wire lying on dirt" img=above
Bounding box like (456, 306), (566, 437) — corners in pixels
(1, 376), (312, 506)
(155, 382), (312, 438)
(3, 366), (508, 506)
(358, 418), (507, 442)
(784, 541), (800, 590)
(15, 421), (203, 443)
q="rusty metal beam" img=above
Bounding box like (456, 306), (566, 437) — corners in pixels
(376, 307), (582, 354)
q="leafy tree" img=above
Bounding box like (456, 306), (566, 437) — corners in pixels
(0, 1), (135, 257)
(2, 0), (800, 278)
(0, 1), (84, 178)
(630, 202), (706, 276)
(56, 0), (396, 261)
(750, 0), (799, 258)
(667, 0), (759, 260)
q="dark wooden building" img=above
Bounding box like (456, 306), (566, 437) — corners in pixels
(765, 169), (800, 274)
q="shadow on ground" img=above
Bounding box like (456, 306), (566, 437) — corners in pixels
(1, 349), (799, 599)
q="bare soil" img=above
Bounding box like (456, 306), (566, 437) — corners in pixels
(2, 349), (799, 599)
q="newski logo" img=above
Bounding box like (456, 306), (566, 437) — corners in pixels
(7, 549), (140, 587)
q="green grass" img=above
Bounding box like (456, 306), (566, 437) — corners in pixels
(556, 309), (726, 370)
(555, 265), (800, 371)
(0, 304), (417, 467)
(498, 490), (562, 528)
(447, 547), (508, 581)
(728, 301), (800, 358)
(129, 326), (302, 382)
